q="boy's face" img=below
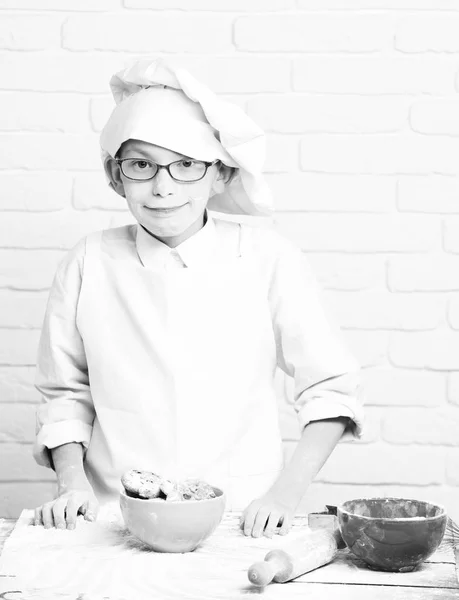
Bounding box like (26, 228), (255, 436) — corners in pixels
(106, 139), (227, 246)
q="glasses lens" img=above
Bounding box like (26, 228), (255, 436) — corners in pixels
(170, 160), (207, 182)
(122, 159), (157, 180)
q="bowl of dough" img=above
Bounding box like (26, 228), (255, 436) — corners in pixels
(337, 497), (447, 572)
(119, 469), (226, 553)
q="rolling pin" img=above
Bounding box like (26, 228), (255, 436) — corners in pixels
(247, 506), (342, 587)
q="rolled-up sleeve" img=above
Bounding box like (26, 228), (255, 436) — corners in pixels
(268, 233), (364, 440)
(33, 239), (95, 468)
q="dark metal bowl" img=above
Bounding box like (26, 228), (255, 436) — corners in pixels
(337, 497), (447, 572)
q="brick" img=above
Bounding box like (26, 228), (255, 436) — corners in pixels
(161, 56), (291, 94)
(0, 291), (48, 329)
(0, 134), (101, 170)
(448, 373), (459, 406)
(248, 95), (409, 135)
(0, 172), (72, 211)
(323, 291), (444, 331)
(410, 99), (459, 136)
(0, 403), (36, 443)
(0, 16), (61, 50)
(89, 58), (290, 99)
(0, 366), (38, 403)
(294, 57), (456, 94)
(294, 482), (388, 515)
(0, 482), (56, 518)
(0, 329), (41, 366)
(314, 443), (445, 485)
(449, 297), (459, 330)
(125, 0), (294, 8)
(90, 96), (115, 133)
(73, 172), (129, 211)
(274, 213), (438, 252)
(397, 176), (459, 213)
(0, 93), (91, 133)
(0, 53), (123, 93)
(382, 407), (459, 446)
(297, 483), (451, 516)
(264, 135), (299, 173)
(363, 368), (446, 407)
(444, 488), (459, 524)
(0, 250), (65, 290)
(447, 450), (459, 485)
(444, 218), (459, 253)
(396, 16), (459, 52)
(0, 0), (119, 7)
(0, 443), (55, 481)
(390, 331), (459, 370)
(342, 331), (389, 368)
(364, 486), (457, 518)
(388, 255), (459, 292)
(0, 211), (111, 250)
(298, 0), (459, 8)
(235, 15), (392, 52)
(306, 254), (386, 291)
(63, 15), (233, 53)
(300, 134), (459, 175)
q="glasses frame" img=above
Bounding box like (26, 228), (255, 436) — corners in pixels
(115, 158), (219, 183)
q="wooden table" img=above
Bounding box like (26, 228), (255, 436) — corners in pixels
(1, 515), (458, 600)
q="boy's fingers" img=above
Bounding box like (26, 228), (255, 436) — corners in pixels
(65, 497), (81, 529)
(243, 504), (259, 537)
(239, 510), (247, 529)
(82, 497), (99, 522)
(41, 502), (54, 529)
(52, 498), (67, 529)
(34, 506), (43, 526)
(252, 507), (270, 538)
(264, 511), (281, 539)
(279, 514), (291, 536)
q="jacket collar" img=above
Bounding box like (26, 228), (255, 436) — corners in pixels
(135, 211), (217, 269)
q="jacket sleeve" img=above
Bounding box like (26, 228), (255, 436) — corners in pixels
(268, 233), (364, 440)
(33, 238), (95, 468)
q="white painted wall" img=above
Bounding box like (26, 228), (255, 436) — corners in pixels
(1, 0), (458, 520)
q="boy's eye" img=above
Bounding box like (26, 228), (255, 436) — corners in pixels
(133, 160), (150, 170)
(178, 160), (195, 168)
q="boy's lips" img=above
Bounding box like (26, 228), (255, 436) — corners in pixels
(144, 203), (187, 215)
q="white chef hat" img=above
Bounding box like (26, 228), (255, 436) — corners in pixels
(100, 58), (273, 217)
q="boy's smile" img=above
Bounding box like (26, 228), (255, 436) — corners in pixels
(106, 139), (227, 248)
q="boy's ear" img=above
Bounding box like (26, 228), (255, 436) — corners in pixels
(104, 156), (126, 198)
(211, 164), (235, 196)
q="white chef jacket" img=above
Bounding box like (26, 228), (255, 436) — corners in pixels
(34, 212), (363, 510)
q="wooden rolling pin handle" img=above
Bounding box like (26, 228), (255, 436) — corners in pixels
(248, 552), (290, 587)
(248, 529), (339, 588)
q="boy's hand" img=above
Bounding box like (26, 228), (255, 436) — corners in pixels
(34, 487), (99, 530)
(239, 489), (299, 538)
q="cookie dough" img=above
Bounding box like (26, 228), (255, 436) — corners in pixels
(121, 470), (216, 501)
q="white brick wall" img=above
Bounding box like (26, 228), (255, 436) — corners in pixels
(1, 2), (459, 522)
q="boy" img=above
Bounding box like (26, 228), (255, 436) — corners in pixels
(33, 59), (363, 538)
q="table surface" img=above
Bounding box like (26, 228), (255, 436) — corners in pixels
(1, 515), (458, 600)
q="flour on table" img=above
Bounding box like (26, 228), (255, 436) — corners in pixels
(0, 509), (308, 600)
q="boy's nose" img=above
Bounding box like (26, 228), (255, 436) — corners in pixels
(152, 167), (175, 197)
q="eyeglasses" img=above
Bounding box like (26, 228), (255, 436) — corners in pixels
(116, 158), (218, 183)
